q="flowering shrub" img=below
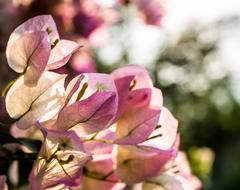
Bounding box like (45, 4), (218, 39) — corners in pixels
(0, 15), (201, 190)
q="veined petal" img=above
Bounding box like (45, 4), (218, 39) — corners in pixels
(6, 71), (66, 129)
(29, 130), (91, 190)
(116, 146), (176, 185)
(56, 92), (116, 135)
(114, 107), (160, 145)
(47, 40), (82, 70)
(57, 73), (118, 135)
(6, 15), (59, 64)
(8, 31), (51, 86)
(140, 107), (178, 150)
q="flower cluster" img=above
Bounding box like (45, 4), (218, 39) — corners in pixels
(2, 15), (201, 190)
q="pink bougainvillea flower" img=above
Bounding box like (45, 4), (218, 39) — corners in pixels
(6, 15), (81, 86)
(6, 71), (66, 129)
(115, 145), (176, 185)
(54, 73), (118, 135)
(111, 65), (162, 145)
(0, 175), (8, 190)
(29, 128), (91, 190)
(80, 130), (125, 190)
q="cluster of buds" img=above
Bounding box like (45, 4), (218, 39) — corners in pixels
(1, 15), (201, 190)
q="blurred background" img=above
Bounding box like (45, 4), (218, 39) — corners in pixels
(0, 0), (240, 189)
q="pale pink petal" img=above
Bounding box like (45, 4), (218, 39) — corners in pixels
(29, 130), (91, 189)
(150, 87), (163, 109)
(116, 146), (176, 185)
(6, 72), (66, 129)
(174, 152), (202, 189)
(114, 107), (160, 145)
(65, 73), (118, 106)
(56, 92), (116, 135)
(84, 129), (115, 155)
(113, 76), (134, 121)
(149, 174), (196, 190)
(6, 15), (59, 63)
(47, 40), (82, 70)
(140, 107), (178, 150)
(8, 31), (51, 86)
(64, 75), (84, 107)
(83, 155), (125, 190)
(111, 65), (153, 90)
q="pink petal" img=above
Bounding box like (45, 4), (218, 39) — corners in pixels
(111, 64), (153, 90)
(65, 73), (118, 106)
(47, 40), (82, 70)
(64, 75), (84, 108)
(6, 72), (66, 129)
(140, 107), (178, 150)
(113, 76), (134, 121)
(150, 87), (163, 109)
(8, 31), (51, 86)
(6, 15), (59, 64)
(84, 130), (115, 155)
(83, 155), (125, 190)
(149, 174), (196, 190)
(114, 107), (160, 145)
(29, 130), (91, 189)
(116, 145), (176, 185)
(126, 88), (152, 109)
(56, 92), (117, 135)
